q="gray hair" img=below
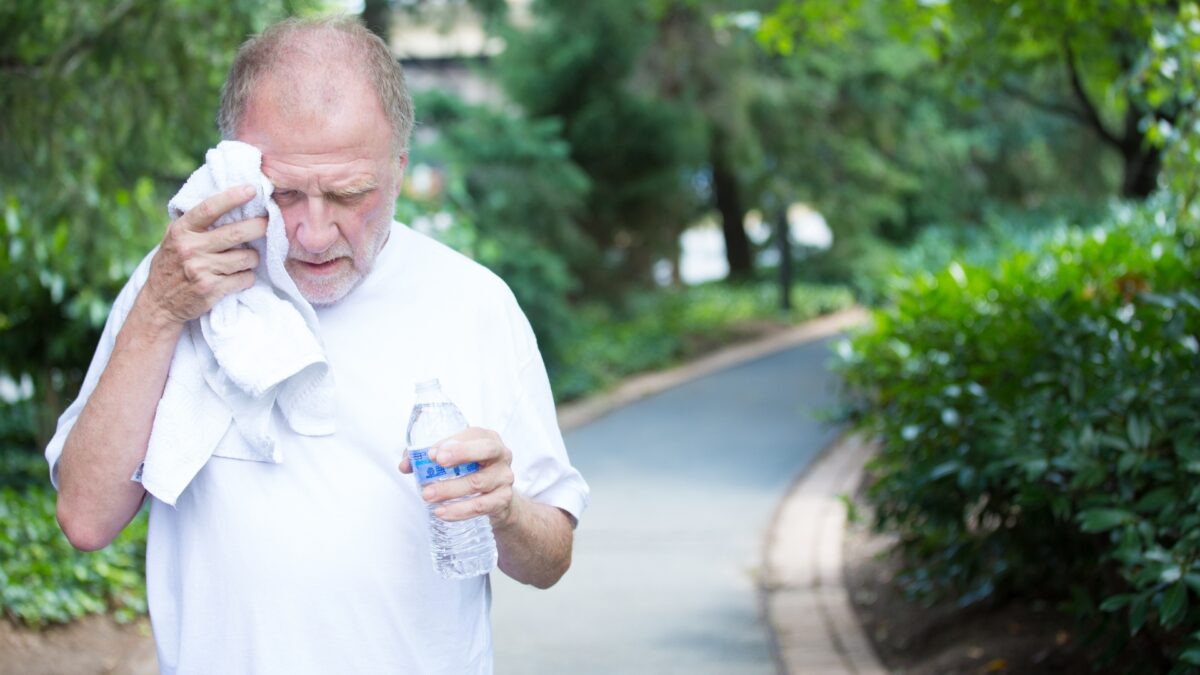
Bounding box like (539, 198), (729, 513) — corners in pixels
(217, 16), (414, 157)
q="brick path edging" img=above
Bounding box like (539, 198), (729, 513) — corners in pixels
(762, 434), (887, 675)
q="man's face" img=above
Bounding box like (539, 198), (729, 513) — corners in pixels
(237, 73), (405, 306)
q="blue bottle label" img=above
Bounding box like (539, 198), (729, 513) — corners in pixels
(410, 447), (481, 487)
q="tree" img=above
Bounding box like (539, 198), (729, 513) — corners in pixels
(729, 0), (1128, 288)
(400, 90), (591, 373)
(765, 0), (1194, 200)
(493, 0), (706, 294)
(0, 1), (320, 449)
(362, 0), (394, 40)
(641, 2), (760, 280)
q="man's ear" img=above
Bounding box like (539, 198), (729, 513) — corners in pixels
(393, 153), (409, 193)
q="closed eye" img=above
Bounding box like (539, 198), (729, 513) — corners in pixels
(327, 188), (374, 204)
(274, 189), (302, 204)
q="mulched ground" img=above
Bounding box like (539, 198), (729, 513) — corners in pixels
(842, 490), (1098, 675)
(0, 614), (156, 675)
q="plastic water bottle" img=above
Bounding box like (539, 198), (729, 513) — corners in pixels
(406, 379), (498, 580)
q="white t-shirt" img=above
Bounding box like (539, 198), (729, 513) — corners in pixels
(45, 223), (590, 675)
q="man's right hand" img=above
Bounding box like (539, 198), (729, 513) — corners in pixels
(142, 184), (267, 326)
(56, 185), (269, 551)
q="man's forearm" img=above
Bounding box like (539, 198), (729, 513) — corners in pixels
(56, 294), (182, 551)
(493, 495), (575, 589)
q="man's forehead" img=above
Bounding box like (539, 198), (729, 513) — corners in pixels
(253, 61), (375, 119)
(261, 160), (380, 190)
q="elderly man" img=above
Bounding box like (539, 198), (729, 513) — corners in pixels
(45, 16), (588, 674)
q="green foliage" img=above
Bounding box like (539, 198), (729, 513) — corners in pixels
(553, 281), (854, 401)
(851, 198), (1114, 304)
(836, 199), (1200, 668)
(1142, 2), (1200, 208)
(886, 0), (1186, 199)
(494, 0), (706, 292)
(0, 454), (147, 627)
(0, 0), (322, 449)
(399, 90), (591, 373)
(748, 0), (1119, 294)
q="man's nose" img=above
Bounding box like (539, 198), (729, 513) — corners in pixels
(294, 195), (340, 254)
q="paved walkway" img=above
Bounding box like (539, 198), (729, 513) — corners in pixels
(491, 308), (882, 674)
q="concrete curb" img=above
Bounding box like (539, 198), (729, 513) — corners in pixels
(764, 434), (887, 675)
(556, 306), (870, 432)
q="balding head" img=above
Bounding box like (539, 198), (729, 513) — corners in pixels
(218, 17), (414, 159)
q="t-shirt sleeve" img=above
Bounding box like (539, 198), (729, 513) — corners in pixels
(497, 305), (590, 525)
(44, 250), (156, 490)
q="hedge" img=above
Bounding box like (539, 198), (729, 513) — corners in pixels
(835, 201), (1200, 671)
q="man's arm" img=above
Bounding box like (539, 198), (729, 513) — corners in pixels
(400, 429), (575, 589)
(56, 186), (265, 551)
(490, 495), (575, 589)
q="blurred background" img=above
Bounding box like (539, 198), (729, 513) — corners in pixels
(2, 0), (1199, 670)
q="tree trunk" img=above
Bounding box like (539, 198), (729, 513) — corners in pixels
(711, 131), (753, 279)
(1119, 108), (1164, 199)
(775, 206), (792, 311)
(362, 0), (393, 42)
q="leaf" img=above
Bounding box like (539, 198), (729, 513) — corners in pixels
(1161, 566), (1182, 584)
(1021, 457), (1049, 477)
(1140, 293), (1177, 309)
(1078, 508), (1134, 533)
(1100, 594), (1132, 612)
(1160, 582), (1189, 629)
(1186, 573), (1200, 594)
(1130, 594), (1149, 635)
(1134, 487), (1176, 514)
(1127, 415), (1151, 450)
(929, 461), (960, 480)
(1097, 433), (1131, 451)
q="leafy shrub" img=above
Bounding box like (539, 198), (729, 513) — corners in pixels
(850, 198), (1112, 305)
(399, 90), (591, 377)
(553, 280), (854, 401)
(836, 200), (1200, 670)
(0, 453), (147, 627)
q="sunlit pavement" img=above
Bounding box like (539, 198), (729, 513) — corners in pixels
(492, 335), (846, 675)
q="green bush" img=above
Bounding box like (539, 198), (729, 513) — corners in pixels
(0, 454), (147, 627)
(553, 280), (854, 401)
(399, 90), (591, 378)
(836, 200), (1200, 670)
(849, 198), (1113, 306)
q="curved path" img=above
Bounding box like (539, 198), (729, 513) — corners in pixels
(492, 311), (864, 674)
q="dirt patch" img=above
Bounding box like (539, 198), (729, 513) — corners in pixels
(842, 493), (1093, 675)
(0, 615), (157, 675)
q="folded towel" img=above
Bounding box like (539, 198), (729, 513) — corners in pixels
(136, 140), (336, 506)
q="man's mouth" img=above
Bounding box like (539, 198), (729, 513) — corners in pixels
(293, 258), (346, 274)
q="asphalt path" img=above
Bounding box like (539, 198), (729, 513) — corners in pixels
(492, 337), (844, 675)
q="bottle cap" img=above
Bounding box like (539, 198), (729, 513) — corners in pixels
(414, 378), (441, 393)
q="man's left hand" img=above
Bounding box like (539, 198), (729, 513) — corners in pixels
(399, 427), (517, 529)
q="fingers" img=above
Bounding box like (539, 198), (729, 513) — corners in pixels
(217, 269), (257, 296)
(210, 217), (268, 251)
(208, 247), (260, 275)
(409, 428), (516, 523)
(398, 448), (413, 475)
(420, 460), (514, 505)
(432, 485), (515, 522)
(144, 213), (265, 325)
(430, 428), (506, 467)
(179, 185), (256, 233)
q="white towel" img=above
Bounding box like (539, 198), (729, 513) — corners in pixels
(137, 140), (336, 506)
